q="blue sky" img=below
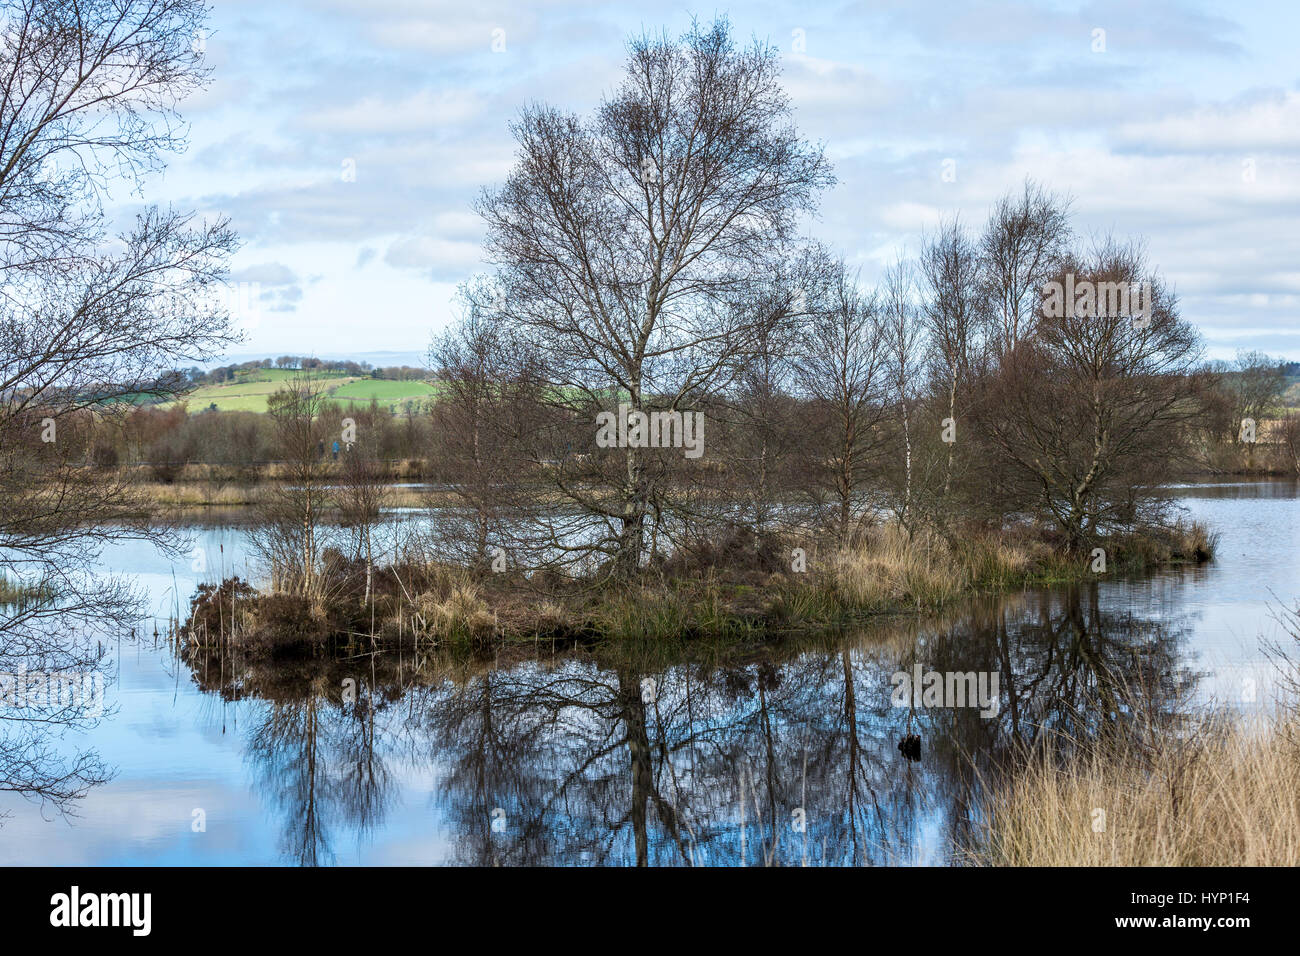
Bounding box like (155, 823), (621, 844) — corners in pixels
(133, 0), (1300, 361)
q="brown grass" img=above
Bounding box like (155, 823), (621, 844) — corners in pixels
(833, 525), (963, 610)
(133, 480), (429, 509)
(830, 522), (1050, 611)
(976, 710), (1300, 866)
(414, 576), (497, 639)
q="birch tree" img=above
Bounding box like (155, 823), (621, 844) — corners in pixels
(794, 257), (889, 547)
(920, 216), (986, 497)
(474, 18), (832, 578)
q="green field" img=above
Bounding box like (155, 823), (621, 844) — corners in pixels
(330, 378), (439, 406)
(174, 368), (437, 414)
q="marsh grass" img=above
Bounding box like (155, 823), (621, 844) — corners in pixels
(795, 516), (1220, 626)
(135, 480), (429, 510)
(832, 525), (966, 610)
(975, 710), (1300, 866)
(1105, 518), (1219, 569)
(976, 607), (1299, 868)
(0, 575), (28, 604)
(415, 576), (497, 642)
(829, 522), (1078, 612)
(592, 580), (764, 640)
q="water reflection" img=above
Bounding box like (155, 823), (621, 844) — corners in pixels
(176, 582), (1197, 866)
(0, 618), (116, 819)
(190, 660), (399, 866)
(11, 477), (1290, 863)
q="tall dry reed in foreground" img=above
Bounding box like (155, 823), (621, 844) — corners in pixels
(976, 712), (1300, 866)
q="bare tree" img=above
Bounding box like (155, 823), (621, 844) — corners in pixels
(794, 256), (889, 547)
(255, 376), (331, 596)
(979, 180), (1072, 355)
(474, 17), (833, 578)
(881, 257), (925, 534)
(1280, 413), (1300, 477)
(920, 216), (986, 497)
(1209, 349), (1289, 466)
(976, 239), (1207, 547)
(720, 313), (803, 538)
(1225, 350), (1287, 429)
(0, 0), (233, 814)
(711, 250), (830, 541)
(427, 287), (532, 570)
(336, 423), (391, 610)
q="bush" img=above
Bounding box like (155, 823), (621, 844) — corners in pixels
(187, 577), (257, 639)
(91, 442), (119, 469)
(662, 524), (788, 578)
(247, 593), (329, 651)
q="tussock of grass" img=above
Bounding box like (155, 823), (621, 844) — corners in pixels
(1104, 518), (1218, 569)
(415, 577), (496, 641)
(829, 523), (1045, 612)
(955, 535), (1040, 587)
(832, 525), (964, 610)
(593, 582), (762, 640)
(765, 579), (848, 625)
(815, 516), (1215, 617)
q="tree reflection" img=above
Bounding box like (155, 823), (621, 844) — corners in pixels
(189, 657), (399, 865)
(0, 611), (115, 821)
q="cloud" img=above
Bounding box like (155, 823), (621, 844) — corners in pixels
(383, 234), (482, 281)
(229, 262), (304, 312)
(1115, 89), (1300, 153)
(230, 262), (298, 286)
(296, 89), (487, 134)
(131, 0), (1300, 360)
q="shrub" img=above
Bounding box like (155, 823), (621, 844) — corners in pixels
(187, 577), (257, 640)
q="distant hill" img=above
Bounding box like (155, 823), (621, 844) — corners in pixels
(174, 367), (438, 414)
(197, 350), (429, 371)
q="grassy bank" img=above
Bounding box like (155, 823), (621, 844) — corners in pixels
(179, 518), (1216, 655)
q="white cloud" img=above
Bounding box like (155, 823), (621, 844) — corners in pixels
(131, 0), (1300, 360)
(298, 89), (486, 134)
(384, 234), (482, 276)
(1115, 89), (1300, 152)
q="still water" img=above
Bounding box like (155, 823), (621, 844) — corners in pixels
(1, 480), (1296, 865)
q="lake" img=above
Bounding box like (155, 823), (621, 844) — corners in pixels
(1, 480), (1296, 865)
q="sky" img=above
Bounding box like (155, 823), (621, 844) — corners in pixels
(129, 0), (1300, 363)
